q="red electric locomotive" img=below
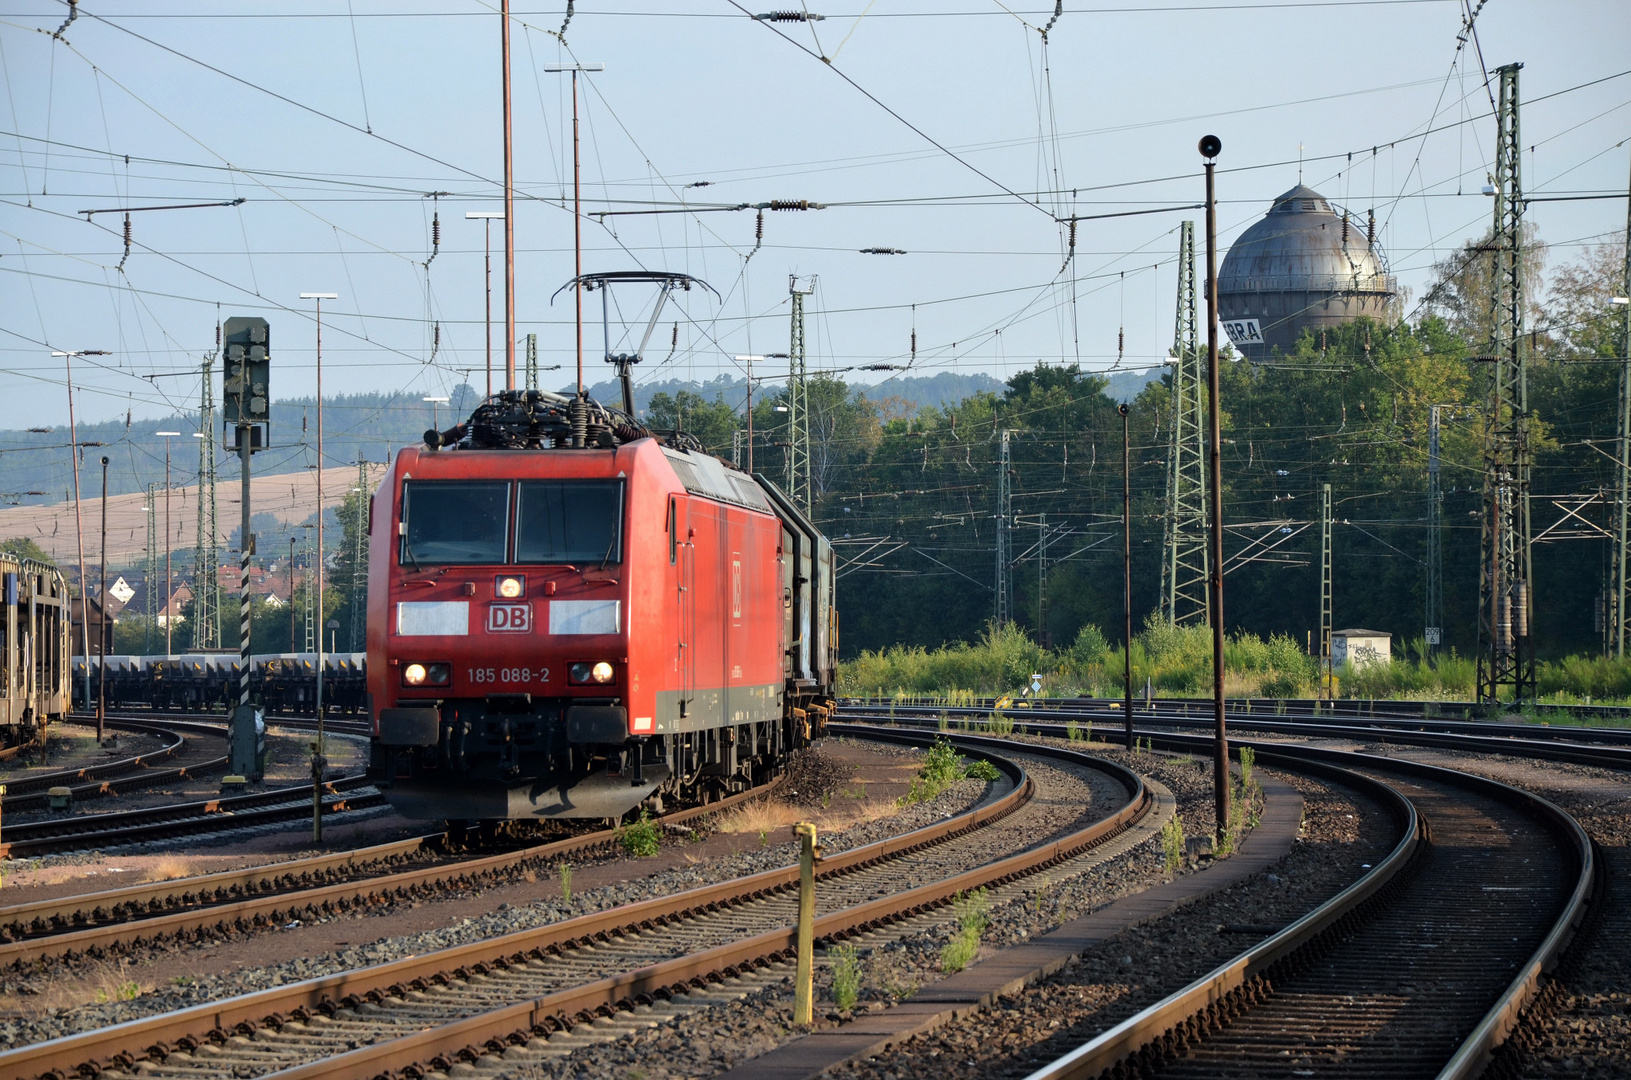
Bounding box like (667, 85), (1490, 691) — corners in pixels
(366, 389), (836, 821)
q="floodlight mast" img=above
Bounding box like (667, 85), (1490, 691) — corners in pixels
(299, 291), (338, 845)
(501, 0), (516, 392)
(466, 212), (504, 397)
(53, 348), (110, 725)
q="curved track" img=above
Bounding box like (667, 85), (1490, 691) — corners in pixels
(0, 731), (1151, 1080)
(840, 709), (1597, 1080)
(847, 700), (1631, 771)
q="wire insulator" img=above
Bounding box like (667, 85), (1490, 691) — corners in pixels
(432, 213), (440, 249)
(1367, 209), (1376, 246)
(755, 11), (823, 21)
(1341, 215), (1349, 245)
(910, 329), (916, 362)
(1067, 219), (1077, 250)
(755, 211), (764, 241)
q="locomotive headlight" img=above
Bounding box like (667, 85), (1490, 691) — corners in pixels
(401, 662), (451, 688)
(569, 661), (616, 685)
(496, 575), (525, 599)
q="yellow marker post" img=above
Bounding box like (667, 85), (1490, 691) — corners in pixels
(793, 822), (820, 1025)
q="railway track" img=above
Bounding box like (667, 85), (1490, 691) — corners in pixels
(835, 709), (1598, 1080)
(1021, 740), (1593, 1080)
(0, 775), (380, 858)
(0, 770), (807, 967)
(0, 730), (1155, 1080)
(0, 720), (216, 813)
(842, 701), (1631, 771)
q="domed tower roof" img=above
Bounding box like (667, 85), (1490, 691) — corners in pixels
(1216, 184), (1396, 362)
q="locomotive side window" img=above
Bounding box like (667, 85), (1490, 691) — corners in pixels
(400, 481), (511, 565)
(515, 480), (624, 565)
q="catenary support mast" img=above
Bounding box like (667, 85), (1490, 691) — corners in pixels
(1162, 220), (1210, 625)
(1477, 63), (1534, 704)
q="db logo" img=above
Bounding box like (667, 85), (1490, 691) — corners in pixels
(487, 603), (531, 633)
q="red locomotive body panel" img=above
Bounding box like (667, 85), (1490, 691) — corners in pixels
(366, 434), (795, 820)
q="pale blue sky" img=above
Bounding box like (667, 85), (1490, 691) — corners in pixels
(2, 0), (1627, 440)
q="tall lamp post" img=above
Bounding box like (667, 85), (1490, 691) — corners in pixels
(1199, 134), (1231, 844)
(98, 455), (109, 742)
(1120, 403), (1134, 750)
(53, 348), (109, 721)
(299, 291), (338, 844)
(154, 431), (181, 655)
(465, 213), (503, 397)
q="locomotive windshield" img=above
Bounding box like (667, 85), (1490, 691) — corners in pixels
(516, 480), (624, 565)
(400, 480), (511, 565)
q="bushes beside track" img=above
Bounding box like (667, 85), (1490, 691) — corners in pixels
(840, 619), (1631, 706)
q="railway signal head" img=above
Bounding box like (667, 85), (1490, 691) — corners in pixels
(222, 316), (271, 442)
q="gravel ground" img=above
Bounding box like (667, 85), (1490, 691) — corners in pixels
(0, 741), (999, 1050)
(450, 744), (1271, 1080)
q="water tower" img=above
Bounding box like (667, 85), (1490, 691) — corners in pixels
(1217, 184), (1397, 362)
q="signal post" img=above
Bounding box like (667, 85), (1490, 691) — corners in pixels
(223, 317), (270, 784)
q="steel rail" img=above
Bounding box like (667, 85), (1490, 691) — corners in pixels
(0, 776), (377, 858)
(1017, 737), (1594, 1080)
(69, 710), (373, 740)
(848, 690), (1631, 726)
(840, 703), (1631, 769)
(0, 720), (190, 806)
(0, 734), (1115, 1080)
(0, 773), (788, 967)
(855, 698), (1631, 747)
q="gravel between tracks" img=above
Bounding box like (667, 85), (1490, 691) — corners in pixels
(440, 744), (1258, 1080)
(0, 740), (997, 1050)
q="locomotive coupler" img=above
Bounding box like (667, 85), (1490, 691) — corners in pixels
(628, 737), (648, 786)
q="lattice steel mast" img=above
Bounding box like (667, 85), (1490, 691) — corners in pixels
(1319, 482), (1333, 697)
(302, 529), (316, 654)
(1477, 62), (1535, 704)
(193, 350), (221, 649)
(1611, 150), (1631, 656)
(347, 457), (368, 652)
(1161, 221), (1210, 625)
(787, 275), (816, 515)
(144, 482), (159, 654)
(1426, 405), (1444, 654)
(996, 429), (1012, 627)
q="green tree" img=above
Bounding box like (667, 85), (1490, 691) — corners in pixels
(329, 488), (371, 652)
(0, 537), (55, 564)
(646, 390), (739, 457)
